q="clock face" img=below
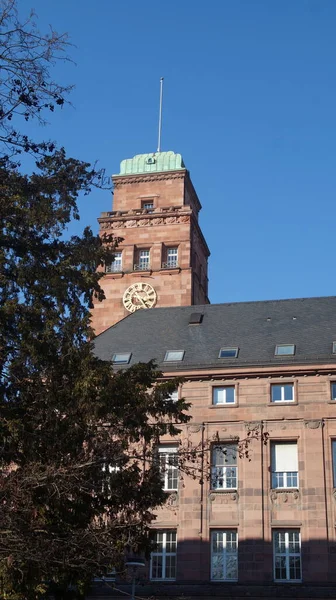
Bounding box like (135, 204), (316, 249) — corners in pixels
(123, 282), (157, 313)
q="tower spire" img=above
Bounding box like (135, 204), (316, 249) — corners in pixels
(157, 77), (164, 153)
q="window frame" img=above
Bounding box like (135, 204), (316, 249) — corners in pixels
(150, 530), (177, 581)
(331, 381), (336, 401)
(142, 200), (154, 211)
(164, 350), (185, 362)
(218, 347), (239, 359)
(273, 530), (302, 583)
(210, 529), (238, 582)
(106, 251), (122, 273)
(112, 352), (132, 365)
(138, 249), (150, 270)
(158, 445), (179, 491)
(275, 344), (295, 356)
(271, 441), (299, 490)
(166, 247), (178, 268)
(271, 382), (295, 403)
(211, 444), (238, 491)
(332, 440), (336, 487)
(212, 386), (236, 406)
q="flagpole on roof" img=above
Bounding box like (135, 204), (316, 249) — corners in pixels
(157, 77), (164, 153)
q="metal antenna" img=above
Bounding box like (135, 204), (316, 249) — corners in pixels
(157, 77), (164, 152)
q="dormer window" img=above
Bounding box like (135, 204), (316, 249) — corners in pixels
(275, 344), (295, 356)
(164, 350), (184, 362)
(218, 347), (239, 359)
(112, 353), (131, 365)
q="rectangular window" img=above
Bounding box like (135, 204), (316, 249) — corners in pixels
(211, 444), (237, 490)
(138, 249), (150, 270)
(158, 446), (178, 491)
(275, 344), (295, 356)
(142, 201), (154, 211)
(134, 249), (150, 271)
(164, 350), (184, 362)
(166, 247), (178, 268)
(331, 382), (336, 401)
(112, 353), (131, 364)
(211, 530), (238, 581)
(168, 389), (178, 402)
(106, 251), (122, 273)
(150, 530), (177, 581)
(213, 386), (235, 405)
(332, 440), (336, 487)
(332, 342), (336, 354)
(271, 442), (298, 489)
(271, 383), (294, 403)
(273, 530), (301, 582)
(218, 347), (239, 359)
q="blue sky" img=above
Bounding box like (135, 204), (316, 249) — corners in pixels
(18, 0), (336, 304)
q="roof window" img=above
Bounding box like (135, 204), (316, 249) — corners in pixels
(189, 313), (203, 325)
(332, 342), (336, 354)
(164, 350), (185, 362)
(112, 352), (132, 364)
(218, 347), (239, 359)
(275, 344), (295, 356)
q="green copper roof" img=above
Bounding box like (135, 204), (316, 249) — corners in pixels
(116, 151), (185, 176)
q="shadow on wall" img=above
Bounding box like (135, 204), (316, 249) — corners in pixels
(89, 535), (336, 599)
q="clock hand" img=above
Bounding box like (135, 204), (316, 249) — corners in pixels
(134, 292), (147, 308)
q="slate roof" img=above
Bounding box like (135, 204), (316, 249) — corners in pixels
(93, 296), (336, 371)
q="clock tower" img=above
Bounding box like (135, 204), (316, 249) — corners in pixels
(91, 151), (210, 335)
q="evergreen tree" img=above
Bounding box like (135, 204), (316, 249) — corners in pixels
(0, 2), (190, 597)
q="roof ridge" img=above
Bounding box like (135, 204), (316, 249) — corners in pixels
(131, 295), (336, 313)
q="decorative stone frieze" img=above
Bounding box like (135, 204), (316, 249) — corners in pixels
(209, 491), (238, 503)
(304, 420), (322, 429)
(245, 421), (262, 433)
(188, 424), (202, 433)
(99, 213), (191, 231)
(113, 172), (185, 187)
(166, 492), (178, 510)
(270, 489), (300, 504)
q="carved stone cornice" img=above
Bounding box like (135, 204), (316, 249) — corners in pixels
(270, 489), (300, 504)
(101, 206), (190, 219)
(113, 171), (185, 187)
(99, 212), (191, 231)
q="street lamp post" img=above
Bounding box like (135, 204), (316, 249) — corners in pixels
(125, 559), (145, 600)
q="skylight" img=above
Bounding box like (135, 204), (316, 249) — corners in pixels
(332, 342), (336, 354)
(218, 347), (239, 359)
(164, 350), (185, 362)
(189, 312), (203, 325)
(112, 352), (132, 364)
(275, 344), (295, 356)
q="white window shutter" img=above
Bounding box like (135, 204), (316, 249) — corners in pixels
(272, 443), (298, 472)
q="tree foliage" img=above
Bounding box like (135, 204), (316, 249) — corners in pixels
(0, 150), (191, 598)
(0, 1), (192, 598)
(0, 0), (71, 162)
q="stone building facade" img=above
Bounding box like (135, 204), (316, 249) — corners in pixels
(91, 151), (209, 335)
(94, 297), (336, 597)
(92, 151), (336, 597)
